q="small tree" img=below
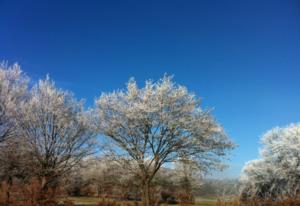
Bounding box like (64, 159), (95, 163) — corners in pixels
(96, 75), (234, 206)
(16, 76), (96, 204)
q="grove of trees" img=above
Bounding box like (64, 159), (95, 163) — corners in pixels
(0, 63), (236, 206)
(1, 62), (300, 206)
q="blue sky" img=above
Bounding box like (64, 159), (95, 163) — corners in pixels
(1, 0), (300, 178)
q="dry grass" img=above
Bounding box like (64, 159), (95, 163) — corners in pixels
(65, 197), (300, 206)
(1, 188), (300, 206)
(0, 179), (66, 206)
(215, 198), (300, 206)
(62, 197), (217, 206)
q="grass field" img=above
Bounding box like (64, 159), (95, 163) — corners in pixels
(60, 197), (217, 206)
(195, 198), (217, 206)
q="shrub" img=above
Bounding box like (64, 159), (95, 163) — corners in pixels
(62, 199), (74, 206)
(176, 191), (194, 206)
(160, 191), (177, 204)
(0, 178), (64, 206)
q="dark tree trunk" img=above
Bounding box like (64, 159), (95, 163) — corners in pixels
(5, 177), (13, 206)
(141, 178), (151, 206)
(37, 175), (57, 206)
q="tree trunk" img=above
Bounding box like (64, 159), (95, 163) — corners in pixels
(5, 177), (12, 206)
(37, 176), (54, 206)
(141, 179), (150, 206)
(97, 185), (100, 198)
(37, 177), (47, 206)
(5, 190), (10, 206)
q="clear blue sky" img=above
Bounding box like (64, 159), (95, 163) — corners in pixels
(1, 0), (300, 178)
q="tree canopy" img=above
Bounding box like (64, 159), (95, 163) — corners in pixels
(96, 75), (234, 206)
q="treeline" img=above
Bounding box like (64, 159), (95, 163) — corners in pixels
(65, 157), (204, 202)
(0, 63), (234, 206)
(1, 62), (300, 206)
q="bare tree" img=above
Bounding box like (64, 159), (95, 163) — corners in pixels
(96, 75), (234, 206)
(16, 76), (96, 203)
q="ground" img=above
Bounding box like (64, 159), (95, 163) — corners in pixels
(60, 197), (217, 206)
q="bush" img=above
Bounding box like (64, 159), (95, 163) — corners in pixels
(62, 200), (75, 206)
(0, 178), (65, 206)
(160, 191), (177, 204)
(176, 191), (194, 206)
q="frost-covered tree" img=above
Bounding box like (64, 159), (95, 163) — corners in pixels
(240, 159), (284, 200)
(0, 63), (29, 205)
(240, 123), (300, 201)
(96, 75), (234, 206)
(0, 63), (28, 143)
(16, 76), (96, 201)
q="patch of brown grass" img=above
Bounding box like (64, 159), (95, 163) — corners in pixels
(0, 179), (71, 206)
(215, 198), (300, 206)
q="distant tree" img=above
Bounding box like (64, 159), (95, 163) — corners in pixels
(65, 156), (138, 199)
(196, 179), (239, 199)
(16, 77), (96, 204)
(80, 157), (126, 198)
(240, 123), (300, 201)
(96, 75), (234, 206)
(172, 161), (203, 204)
